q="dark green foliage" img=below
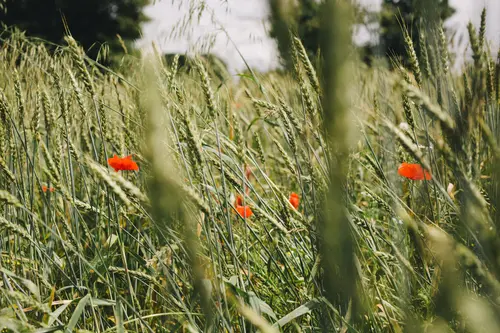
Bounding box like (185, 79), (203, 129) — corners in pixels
(270, 0), (368, 68)
(269, 0), (321, 69)
(380, 0), (455, 65)
(0, 0), (150, 62)
(292, 0), (321, 65)
(270, 0), (456, 68)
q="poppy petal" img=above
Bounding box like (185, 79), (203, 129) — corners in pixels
(398, 163), (431, 181)
(289, 192), (300, 209)
(108, 155), (139, 172)
(236, 205), (253, 218)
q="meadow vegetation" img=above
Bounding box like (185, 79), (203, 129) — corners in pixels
(0, 3), (500, 333)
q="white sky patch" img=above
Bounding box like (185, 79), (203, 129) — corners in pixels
(139, 0), (499, 74)
(139, 0), (280, 75)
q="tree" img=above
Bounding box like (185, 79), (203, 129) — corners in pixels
(379, 0), (455, 65)
(0, 0), (150, 62)
(269, 0), (456, 68)
(269, 0), (370, 69)
(290, 0), (321, 65)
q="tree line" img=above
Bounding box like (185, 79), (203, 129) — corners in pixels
(0, 0), (455, 68)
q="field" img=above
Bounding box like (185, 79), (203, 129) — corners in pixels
(0, 4), (500, 333)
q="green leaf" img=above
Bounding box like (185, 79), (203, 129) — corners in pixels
(114, 298), (125, 333)
(235, 73), (257, 82)
(35, 327), (64, 333)
(272, 298), (323, 328)
(66, 294), (91, 332)
(48, 301), (72, 326)
(91, 298), (116, 307)
(104, 234), (118, 248)
(248, 292), (278, 322)
(246, 117), (263, 132)
(0, 268), (40, 301)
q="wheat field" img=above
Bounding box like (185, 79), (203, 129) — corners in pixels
(0, 3), (499, 333)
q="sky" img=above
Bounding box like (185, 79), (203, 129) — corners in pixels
(139, 0), (500, 74)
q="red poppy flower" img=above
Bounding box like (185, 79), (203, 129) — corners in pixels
(398, 162), (431, 181)
(236, 205), (253, 218)
(234, 195), (253, 218)
(107, 155), (139, 172)
(42, 186), (55, 193)
(289, 192), (300, 210)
